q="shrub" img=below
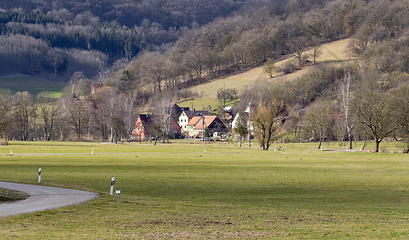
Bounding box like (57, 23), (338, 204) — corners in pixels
(280, 62), (299, 74)
(0, 138), (8, 145)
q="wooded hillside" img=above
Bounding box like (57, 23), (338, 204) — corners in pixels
(107, 0), (409, 100)
(2, 0), (409, 153)
(0, 0), (290, 80)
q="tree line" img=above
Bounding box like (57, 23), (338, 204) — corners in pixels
(233, 62), (409, 153)
(0, 75), (137, 142)
(0, 0), (249, 30)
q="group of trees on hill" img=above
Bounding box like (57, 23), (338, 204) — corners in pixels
(0, 34), (107, 77)
(0, 0), (249, 30)
(0, 0), (289, 80)
(236, 62), (409, 153)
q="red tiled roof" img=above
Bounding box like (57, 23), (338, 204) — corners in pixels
(186, 116), (202, 127)
(186, 116), (219, 129)
(92, 84), (104, 91)
(193, 116), (217, 130)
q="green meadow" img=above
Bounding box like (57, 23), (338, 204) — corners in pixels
(0, 74), (66, 97)
(1, 141), (409, 239)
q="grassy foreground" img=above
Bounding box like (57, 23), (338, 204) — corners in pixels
(1, 141), (409, 239)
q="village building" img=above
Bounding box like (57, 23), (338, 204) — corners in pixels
(178, 109), (213, 134)
(185, 115), (226, 137)
(221, 106), (234, 122)
(231, 111), (254, 132)
(132, 114), (181, 141)
(170, 103), (189, 123)
(163, 115), (182, 138)
(91, 83), (104, 94)
(132, 114), (152, 141)
(231, 104), (255, 131)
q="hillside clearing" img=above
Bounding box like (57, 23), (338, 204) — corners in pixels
(0, 74), (66, 96)
(181, 38), (352, 102)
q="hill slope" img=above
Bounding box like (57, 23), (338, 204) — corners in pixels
(178, 38), (352, 110)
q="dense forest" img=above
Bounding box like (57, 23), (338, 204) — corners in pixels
(2, 0), (409, 153)
(0, 0), (292, 79)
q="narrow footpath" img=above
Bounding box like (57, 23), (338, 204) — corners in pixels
(0, 181), (98, 218)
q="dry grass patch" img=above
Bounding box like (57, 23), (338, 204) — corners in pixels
(314, 38), (352, 62)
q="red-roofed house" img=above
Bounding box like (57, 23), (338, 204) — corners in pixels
(178, 109), (212, 134)
(132, 114), (181, 141)
(91, 83), (104, 94)
(132, 114), (152, 141)
(185, 115), (226, 137)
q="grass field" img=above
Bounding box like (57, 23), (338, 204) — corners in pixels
(0, 74), (67, 97)
(1, 140), (409, 239)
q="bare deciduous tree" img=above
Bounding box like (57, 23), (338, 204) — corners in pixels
(66, 97), (92, 140)
(354, 89), (397, 153)
(139, 52), (166, 93)
(386, 84), (409, 152)
(310, 36), (322, 64)
(263, 59), (276, 78)
(338, 72), (357, 149)
(0, 89), (13, 138)
(303, 99), (334, 149)
(253, 100), (285, 150)
(217, 87), (238, 110)
(150, 94), (175, 144)
(13, 91), (36, 141)
(37, 93), (59, 141)
(292, 36), (309, 67)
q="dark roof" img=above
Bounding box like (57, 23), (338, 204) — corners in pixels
(182, 109), (213, 119)
(194, 110), (213, 116)
(171, 103), (188, 122)
(183, 110), (196, 119)
(138, 114), (152, 126)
